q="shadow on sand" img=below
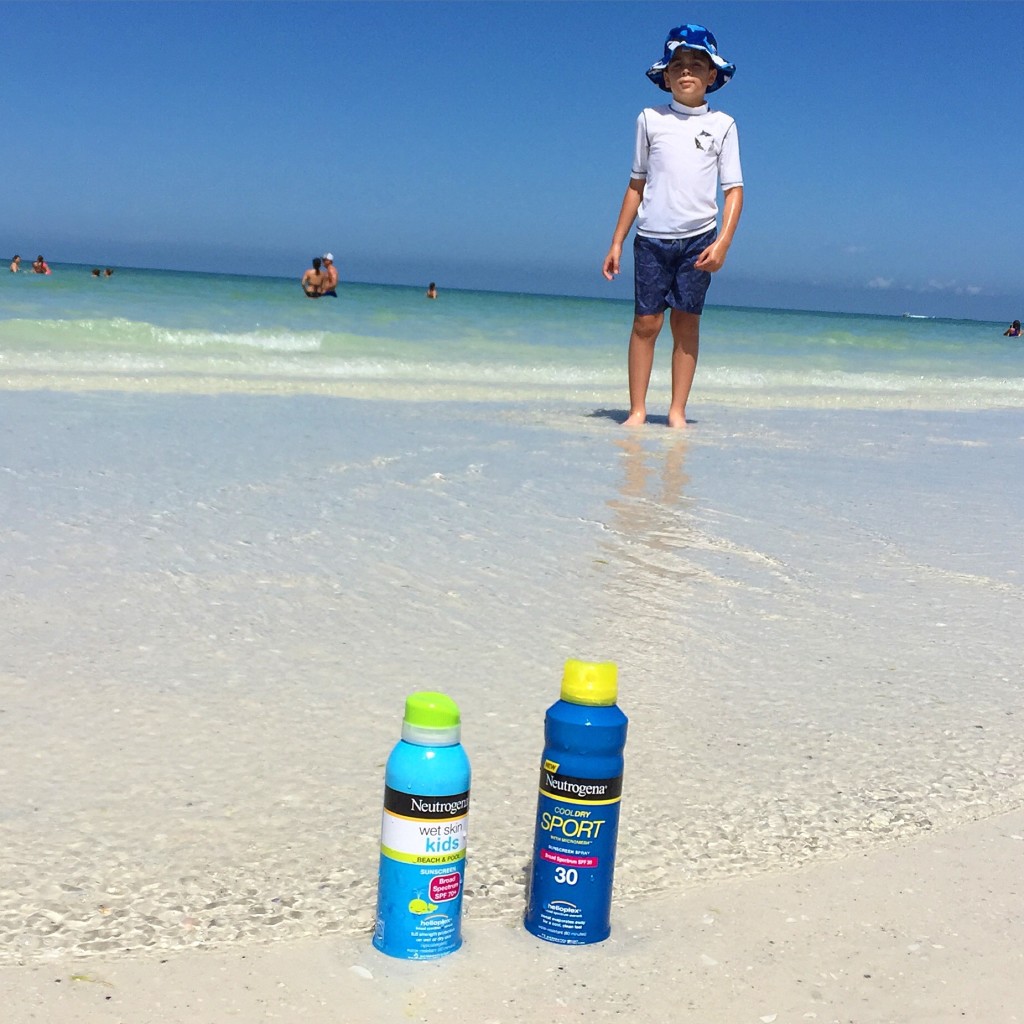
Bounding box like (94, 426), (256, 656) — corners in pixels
(588, 408), (697, 427)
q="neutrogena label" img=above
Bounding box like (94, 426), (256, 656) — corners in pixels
(526, 764), (623, 944)
(380, 787), (469, 865)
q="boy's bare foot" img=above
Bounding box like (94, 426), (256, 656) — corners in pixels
(667, 409), (688, 429)
(623, 410), (647, 427)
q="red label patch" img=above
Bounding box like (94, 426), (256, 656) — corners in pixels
(428, 871), (462, 903)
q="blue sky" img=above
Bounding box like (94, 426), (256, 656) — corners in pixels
(5, 1), (1022, 319)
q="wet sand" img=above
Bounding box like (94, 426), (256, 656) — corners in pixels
(5, 809), (1023, 1022)
(2, 391), (1022, 1019)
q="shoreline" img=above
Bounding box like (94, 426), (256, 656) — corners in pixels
(3, 376), (1024, 412)
(5, 807), (1022, 1022)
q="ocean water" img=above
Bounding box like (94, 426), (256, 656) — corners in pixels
(2, 263), (1021, 408)
(2, 266), (1023, 965)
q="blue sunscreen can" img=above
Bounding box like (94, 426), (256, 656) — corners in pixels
(525, 660), (628, 945)
(373, 692), (471, 960)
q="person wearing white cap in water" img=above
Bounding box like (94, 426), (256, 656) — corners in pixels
(321, 252), (339, 297)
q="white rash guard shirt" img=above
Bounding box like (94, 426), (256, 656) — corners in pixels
(631, 99), (742, 239)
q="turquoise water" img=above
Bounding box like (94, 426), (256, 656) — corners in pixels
(2, 263), (1021, 407)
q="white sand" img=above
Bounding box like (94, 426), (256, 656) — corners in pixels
(5, 809), (1023, 1022)
(2, 392), (1022, 1020)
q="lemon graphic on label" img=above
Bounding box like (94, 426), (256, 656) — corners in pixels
(407, 898), (438, 915)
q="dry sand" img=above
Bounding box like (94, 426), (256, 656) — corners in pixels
(4, 808), (1023, 1023)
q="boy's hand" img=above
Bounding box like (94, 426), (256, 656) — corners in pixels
(602, 244), (622, 281)
(694, 240), (728, 273)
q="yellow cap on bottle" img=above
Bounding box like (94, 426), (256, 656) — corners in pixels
(560, 659), (618, 706)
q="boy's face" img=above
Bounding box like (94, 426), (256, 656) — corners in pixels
(665, 48), (716, 106)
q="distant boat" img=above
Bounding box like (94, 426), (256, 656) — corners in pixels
(901, 313), (932, 319)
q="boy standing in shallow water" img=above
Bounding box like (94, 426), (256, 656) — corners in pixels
(603, 23), (744, 428)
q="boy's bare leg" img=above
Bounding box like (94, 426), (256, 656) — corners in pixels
(667, 309), (701, 428)
(625, 312), (664, 426)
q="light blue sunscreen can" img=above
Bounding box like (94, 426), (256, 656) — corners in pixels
(373, 692), (471, 959)
(525, 660), (628, 945)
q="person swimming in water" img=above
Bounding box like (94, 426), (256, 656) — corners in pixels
(320, 253), (339, 297)
(301, 256), (326, 298)
(1003, 320), (1021, 337)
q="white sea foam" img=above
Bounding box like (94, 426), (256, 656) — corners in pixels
(4, 350), (1020, 410)
(150, 325), (326, 353)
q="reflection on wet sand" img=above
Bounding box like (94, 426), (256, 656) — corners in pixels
(602, 435), (699, 598)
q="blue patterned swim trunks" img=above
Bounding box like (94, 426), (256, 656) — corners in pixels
(633, 229), (717, 316)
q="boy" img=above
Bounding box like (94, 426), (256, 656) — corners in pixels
(603, 23), (743, 427)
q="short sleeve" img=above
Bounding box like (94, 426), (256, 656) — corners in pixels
(630, 111), (649, 179)
(718, 120), (743, 189)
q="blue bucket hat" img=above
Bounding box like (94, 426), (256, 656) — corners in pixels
(646, 23), (735, 93)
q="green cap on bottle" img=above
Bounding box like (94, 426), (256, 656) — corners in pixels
(402, 692), (462, 745)
(404, 692), (461, 729)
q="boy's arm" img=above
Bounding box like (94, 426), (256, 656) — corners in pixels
(694, 185), (743, 272)
(602, 178), (645, 280)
